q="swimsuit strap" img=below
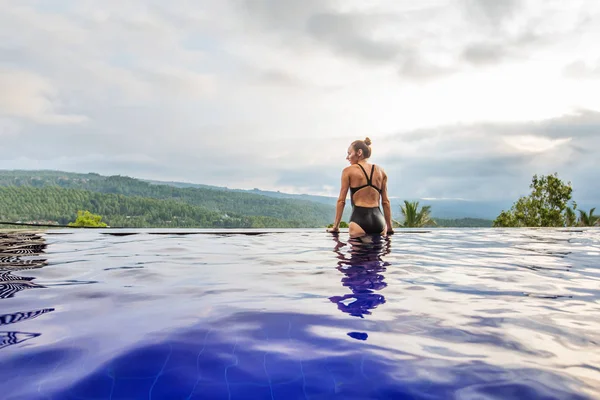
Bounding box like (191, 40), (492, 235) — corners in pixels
(350, 164), (381, 205)
(356, 163), (371, 185)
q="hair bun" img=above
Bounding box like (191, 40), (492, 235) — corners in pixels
(364, 137), (372, 146)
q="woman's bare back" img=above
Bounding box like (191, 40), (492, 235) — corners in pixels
(349, 163), (386, 208)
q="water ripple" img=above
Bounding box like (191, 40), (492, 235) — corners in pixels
(0, 228), (598, 399)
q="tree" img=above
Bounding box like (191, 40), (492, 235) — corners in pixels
(578, 208), (599, 227)
(494, 210), (518, 227)
(327, 221), (349, 228)
(493, 173), (575, 227)
(398, 200), (436, 227)
(0, 185), (328, 229)
(565, 206), (577, 227)
(68, 210), (108, 228)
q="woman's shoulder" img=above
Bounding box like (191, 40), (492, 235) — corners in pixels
(368, 163), (385, 173)
(372, 164), (387, 179)
(343, 163), (385, 174)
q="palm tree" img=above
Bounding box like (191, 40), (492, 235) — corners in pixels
(398, 200), (436, 227)
(578, 208), (599, 227)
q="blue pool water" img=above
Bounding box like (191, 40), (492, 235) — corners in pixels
(1, 228), (599, 399)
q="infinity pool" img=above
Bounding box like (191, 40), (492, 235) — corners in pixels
(1, 228), (599, 399)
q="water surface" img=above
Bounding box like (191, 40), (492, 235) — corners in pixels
(1, 228), (599, 399)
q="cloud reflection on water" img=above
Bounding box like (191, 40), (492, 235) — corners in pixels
(0, 228), (598, 399)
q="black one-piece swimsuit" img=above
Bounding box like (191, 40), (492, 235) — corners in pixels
(349, 164), (386, 234)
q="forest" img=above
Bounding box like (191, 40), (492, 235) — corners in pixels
(0, 170), (499, 228)
(0, 186), (306, 228)
(0, 170), (333, 227)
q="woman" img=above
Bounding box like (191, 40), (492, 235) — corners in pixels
(327, 137), (394, 237)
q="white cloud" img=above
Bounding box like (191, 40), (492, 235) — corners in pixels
(0, 68), (88, 124)
(0, 117), (21, 137)
(0, 0), (598, 201)
(504, 135), (572, 153)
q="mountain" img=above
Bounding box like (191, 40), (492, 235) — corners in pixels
(0, 186), (301, 228)
(0, 170), (341, 227)
(143, 179), (339, 206)
(3, 169), (595, 226)
(406, 199), (512, 220)
(141, 178), (508, 219)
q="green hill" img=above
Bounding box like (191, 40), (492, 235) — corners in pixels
(0, 170), (498, 228)
(0, 186), (307, 228)
(0, 170), (337, 227)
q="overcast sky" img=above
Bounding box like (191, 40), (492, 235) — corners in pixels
(1, 0), (599, 202)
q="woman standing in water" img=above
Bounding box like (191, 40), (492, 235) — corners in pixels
(327, 137), (394, 237)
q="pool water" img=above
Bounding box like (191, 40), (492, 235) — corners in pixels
(1, 228), (599, 399)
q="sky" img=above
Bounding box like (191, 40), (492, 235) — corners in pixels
(1, 0), (599, 202)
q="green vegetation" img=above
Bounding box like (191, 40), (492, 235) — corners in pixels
(565, 206), (577, 227)
(578, 208), (599, 227)
(68, 210), (108, 228)
(0, 170), (334, 227)
(394, 200), (436, 228)
(0, 186), (306, 228)
(3, 170), (591, 229)
(493, 173), (597, 227)
(327, 221), (349, 228)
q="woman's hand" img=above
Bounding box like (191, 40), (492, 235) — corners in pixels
(386, 229), (395, 235)
(326, 227), (340, 233)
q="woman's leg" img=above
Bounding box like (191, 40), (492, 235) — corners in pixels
(348, 222), (366, 238)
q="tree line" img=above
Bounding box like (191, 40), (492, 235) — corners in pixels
(0, 171), (333, 227)
(3, 170), (593, 229)
(0, 187), (307, 228)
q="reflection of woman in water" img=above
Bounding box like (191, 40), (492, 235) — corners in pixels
(329, 234), (391, 319)
(327, 137), (394, 238)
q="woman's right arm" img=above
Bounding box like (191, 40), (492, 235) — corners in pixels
(380, 173), (394, 234)
(328, 168), (350, 232)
